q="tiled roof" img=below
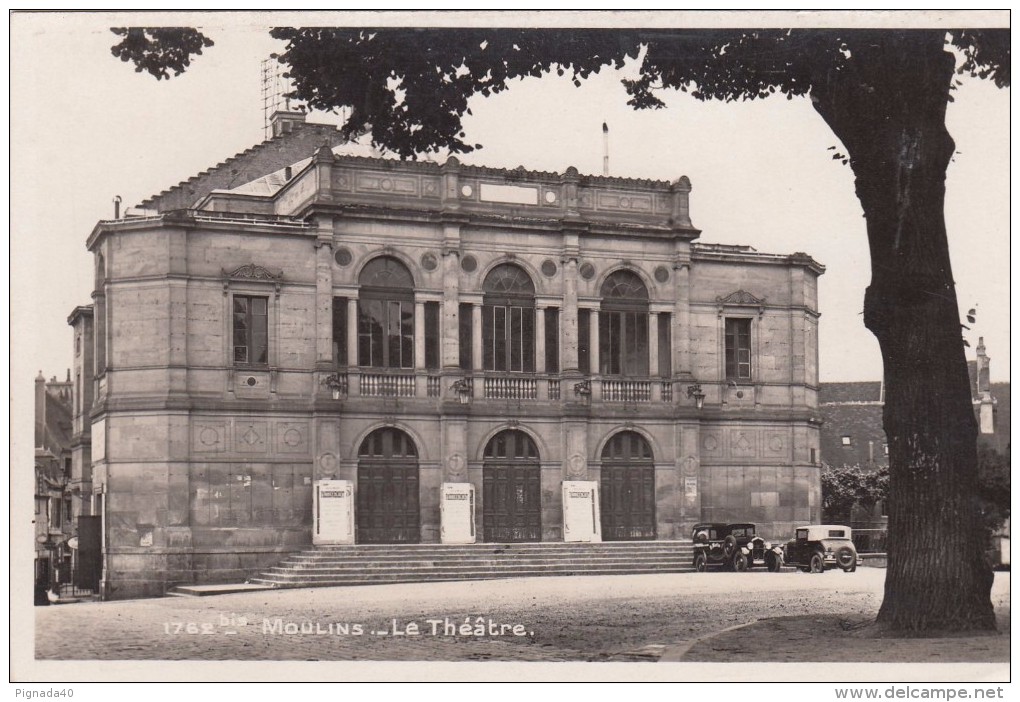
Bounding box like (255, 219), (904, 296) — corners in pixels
(819, 402), (888, 469)
(34, 393), (72, 455)
(138, 122), (349, 212)
(819, 381), (882, 405)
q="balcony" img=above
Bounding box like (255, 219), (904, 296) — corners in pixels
(324, 370), (685, 406)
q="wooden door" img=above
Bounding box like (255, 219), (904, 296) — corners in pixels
(483, 431), (542, 542)
(600, 431), (656, 540)
(356, 428), (420, 543)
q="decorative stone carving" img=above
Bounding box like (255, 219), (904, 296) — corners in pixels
(567, 454), (586, 478)
(447, 453), (466, 479)
(716, 289), (766, 317)
(222, 264), (283, 288)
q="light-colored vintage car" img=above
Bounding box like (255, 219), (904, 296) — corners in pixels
(782, 524), (862, 573)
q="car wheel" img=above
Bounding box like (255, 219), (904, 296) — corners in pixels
(799, 567), (811, 573)
(836, 546), (856, 571)
(765, 551), (782, 572)
(733, 552), (749, 572)
(842, 562), (857, 573)
(809, 552), (825, 573)
(694, 553), (708, 572)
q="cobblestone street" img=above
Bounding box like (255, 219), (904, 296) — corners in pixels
(32, 570), (1010, 664)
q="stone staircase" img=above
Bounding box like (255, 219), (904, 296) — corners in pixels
(248, 540), (696, 589)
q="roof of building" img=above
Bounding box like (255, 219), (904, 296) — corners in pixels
(137, 120), (350, 212)
(819, 378), (1011, 468)
(819, 402), (889, 469)
(819, 381), (882, 405)
(35, 391), (72, 456)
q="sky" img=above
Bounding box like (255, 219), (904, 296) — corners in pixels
(11, 12), (1011, 396)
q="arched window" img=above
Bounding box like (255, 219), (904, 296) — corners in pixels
(483, 264), (536, 373)
(599, 270), (649, 376)
(358, 257), (414, 368)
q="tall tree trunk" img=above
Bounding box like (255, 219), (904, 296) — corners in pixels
(811, 33), (995, 633)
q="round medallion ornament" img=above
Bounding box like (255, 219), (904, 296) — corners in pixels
(579, 262), (596, 281)
(541, 259), (558, 277)
(421, 252), (438, 271)
(461, 185), (473, 198)
(318, 452), (337, 471)
(567, 454), (586, 478)
(544, 190), (557, 204)
(334, 247), (353, 267)
(461, 255), (478, 273)
(447, 453), (466, 478)
(654, 265), (670, 283)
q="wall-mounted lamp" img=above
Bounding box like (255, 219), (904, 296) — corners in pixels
(573, 379), (591, 399)
(451, 378), (473, 404)
(686, 383), (705, 410)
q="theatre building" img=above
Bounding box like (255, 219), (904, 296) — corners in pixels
(77, 115), (825, 598)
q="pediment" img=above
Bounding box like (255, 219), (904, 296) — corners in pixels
(222, 264), (283, 282)
(716, 289), (765, 306)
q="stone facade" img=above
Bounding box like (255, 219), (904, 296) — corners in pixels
(79, 120), (825, 598)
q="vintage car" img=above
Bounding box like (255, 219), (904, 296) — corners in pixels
(691, 522), (784, 572)
(783, 524), (862, 573)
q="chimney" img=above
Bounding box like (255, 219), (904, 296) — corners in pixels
(976, 336), (990, 394)
(976, 337), (995, 435)
(270, 109), (308, 138)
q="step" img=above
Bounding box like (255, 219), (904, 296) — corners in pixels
(307, 541), (692, 553)
(245, 539), (699, 592)
(264, 560), (691, 576)
(259, 562), (692, 578)
(277, 553), (693, 566)
(250, 566), (695, 587)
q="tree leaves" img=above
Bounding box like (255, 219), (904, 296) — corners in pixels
(110, 27), (214, 80)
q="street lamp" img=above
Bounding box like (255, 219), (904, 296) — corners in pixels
(686, 383), (705, 410)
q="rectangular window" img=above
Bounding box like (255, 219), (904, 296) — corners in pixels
(600, 310), (648, 376)
(459, 303), (473, 370)
(425, 302), (440, 370)
(233, 295), (268, 365)
(484, 305), (535, 373)
(658, 312), (671, 378)
(724, 318), (752, 380)
(358, 298), (413, 368)
(544, 307), (559, 374)
(332, 297), (348, 367)
(578, 309), (590, 375)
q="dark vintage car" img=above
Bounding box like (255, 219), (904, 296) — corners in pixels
(691, 522), (784, 572)
(783, 524), (861, 573)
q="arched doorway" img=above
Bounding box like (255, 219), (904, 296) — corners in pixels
(356, 427), (420, 543)
(600, 431), (656, 540)
(482, 430), (542, 542)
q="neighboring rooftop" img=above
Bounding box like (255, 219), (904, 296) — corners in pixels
(137, 112), (349, 212)
(819, 381), (883, 405)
